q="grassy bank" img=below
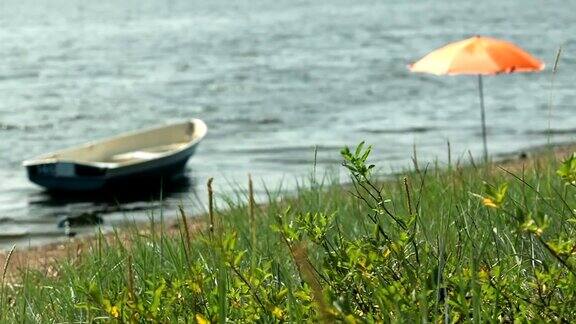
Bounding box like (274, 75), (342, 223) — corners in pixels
(3, 144), (576, 322)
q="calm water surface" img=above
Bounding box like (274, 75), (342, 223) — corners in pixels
(1, 0), (575, 248)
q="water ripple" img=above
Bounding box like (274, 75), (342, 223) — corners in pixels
(0, 0), (574, 248)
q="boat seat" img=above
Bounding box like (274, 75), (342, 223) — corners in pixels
(140, 143), (188, 153)
(108, 143), (188, 163)
(110, 151), (165, 162)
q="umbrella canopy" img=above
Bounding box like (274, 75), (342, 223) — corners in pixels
(408, 36), (544, 162)
(409, 36), (544, 75)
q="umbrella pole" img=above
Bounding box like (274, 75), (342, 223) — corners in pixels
(478, 74), (488, 163)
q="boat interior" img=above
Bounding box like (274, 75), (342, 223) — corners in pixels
(24, 119), (207, 168)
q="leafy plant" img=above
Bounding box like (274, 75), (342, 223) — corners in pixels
(3, 144), (576, 322)
(557, 153), (576, 184)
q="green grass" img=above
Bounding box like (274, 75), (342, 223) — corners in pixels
(3, 144), (576, 322)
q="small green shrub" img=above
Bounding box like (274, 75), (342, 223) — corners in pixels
(3, 145), (576, 322)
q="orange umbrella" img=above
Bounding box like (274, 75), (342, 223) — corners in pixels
(409, 36), (544, 162)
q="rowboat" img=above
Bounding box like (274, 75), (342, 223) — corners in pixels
(23, 119), (207, 192)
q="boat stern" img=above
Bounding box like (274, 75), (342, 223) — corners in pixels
(24, 161), (109, 191)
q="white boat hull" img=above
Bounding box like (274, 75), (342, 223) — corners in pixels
(23, 119), (207, 192)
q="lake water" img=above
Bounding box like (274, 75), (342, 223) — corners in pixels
(1, 0), (575, 249)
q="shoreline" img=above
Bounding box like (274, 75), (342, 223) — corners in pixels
(1, 141), (575, 279)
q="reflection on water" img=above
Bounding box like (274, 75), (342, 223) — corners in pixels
(0, 0), (575, 248)
(0, 174), (198, 249)
(32, 174), (193, 207)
